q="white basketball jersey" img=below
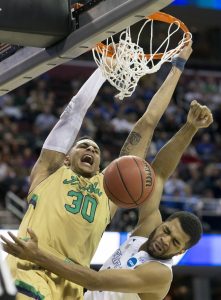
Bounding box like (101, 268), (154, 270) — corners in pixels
(84, 236), (174, 300)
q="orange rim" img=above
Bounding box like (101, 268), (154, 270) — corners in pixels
(95, 12), (190, 59)
(71, 3), (84, 10)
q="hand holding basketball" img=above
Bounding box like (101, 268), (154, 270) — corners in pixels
(103, 156), (155, 208)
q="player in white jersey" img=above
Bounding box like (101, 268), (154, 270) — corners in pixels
(84, 235), (174, 300)
(1, 100), (213, 300)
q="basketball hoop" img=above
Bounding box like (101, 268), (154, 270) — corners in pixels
(93, 12), (192, 100)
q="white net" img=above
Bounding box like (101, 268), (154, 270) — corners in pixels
(93, 15), (192, 100)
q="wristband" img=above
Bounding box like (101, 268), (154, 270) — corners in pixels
(171, 56), (187, 72)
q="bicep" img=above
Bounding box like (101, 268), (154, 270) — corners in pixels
(109, 201), (118, 219)
(151, 133), (190, 181)
(151, 150), (172, 180)
(133, 209), (162, 237)
(132, 175), (164, 236)
(29, 149), (65, 192)
(102, 168), (119, 219)
(97, 262), (171, 294)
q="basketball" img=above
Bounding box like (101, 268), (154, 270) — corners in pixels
(103, 156), (155, 208)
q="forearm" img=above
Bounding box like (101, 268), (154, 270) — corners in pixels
(43, 68), (106, 154)
(120, 67), (182, 158)
(164, 122), (198, 155)
(143, 66), (182, 125)
(34, 250), (167, 294)
(152, 122), (198, 179)
(33, 249), (99, 290)
(33, 250), (140, 292)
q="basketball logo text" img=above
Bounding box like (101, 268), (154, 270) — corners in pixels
(143, 162), (153, 187)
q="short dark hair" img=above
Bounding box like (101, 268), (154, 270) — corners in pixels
(74, 136), (95, 145)
(68, 136), (97, 154)
(166, 211), (203, 249)
(71, 136), (96, 149)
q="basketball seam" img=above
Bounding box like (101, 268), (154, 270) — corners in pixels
(103, 173), (134, 205)
(117, 158), (138, 206)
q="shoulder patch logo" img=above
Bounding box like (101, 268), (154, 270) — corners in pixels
(127, 257), (137, 267)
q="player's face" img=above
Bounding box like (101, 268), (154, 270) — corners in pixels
(67, 139), (101, 177)
(146, 218), (190, 260)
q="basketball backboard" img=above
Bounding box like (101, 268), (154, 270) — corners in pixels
(0, 0), (173, 96)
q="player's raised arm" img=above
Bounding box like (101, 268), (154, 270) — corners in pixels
(29, 69), (106, 192)
(152, 100), (213, 182)
(133, 101), (213, 237)
(120, 41), (193, 159)
(1, 230), (171, 299)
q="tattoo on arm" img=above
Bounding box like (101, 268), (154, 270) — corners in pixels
(120, 131), (141, 156)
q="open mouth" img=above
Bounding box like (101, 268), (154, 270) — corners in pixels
(153, 241), (163, 253)
(81, 154), (94, 166)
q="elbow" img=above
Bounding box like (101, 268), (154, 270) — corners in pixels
(84, 275), (103, 291)
(87, 284), (98, 292)
(86, 273), (110, 292)
(145, 113), (160, 128)
(137, 114), (158, 131)
(85, 278), (98, 291)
